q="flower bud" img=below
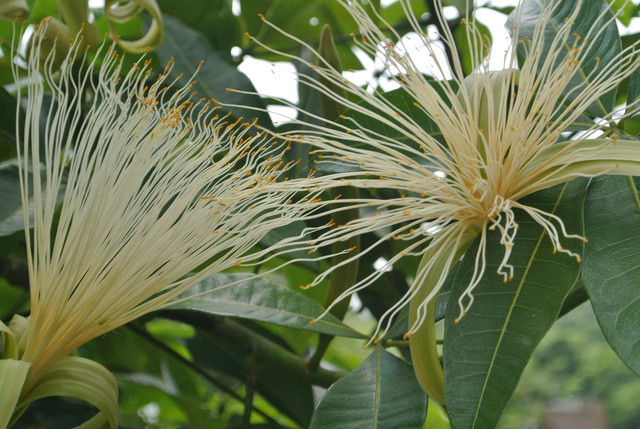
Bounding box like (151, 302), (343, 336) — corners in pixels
(0, 0), (28, 21)
(27, 18), (71, 72)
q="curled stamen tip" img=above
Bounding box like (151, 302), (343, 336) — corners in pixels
(582, 237), (589, 243)
(402, 332), (411, 340)
(454, 311), (467, 324)
(244, 32), (253, 39)
(225, 88), (234, 92)
(258, 13), (265, 20)
(308, 319), (317, 325)
(576, 256), (582, 263)
(373, 337), (381, 344)
(300, 283), (312, 290)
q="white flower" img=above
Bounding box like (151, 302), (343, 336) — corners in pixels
(14, 20), (310, 386)
(245, 0), (640, 342)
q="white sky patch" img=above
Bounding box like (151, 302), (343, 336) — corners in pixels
(349, 293), (364, 311)
(374, 256), (393, 272)
(238, 57), (299, 124)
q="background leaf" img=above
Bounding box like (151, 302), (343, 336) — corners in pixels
(168, 273), (364, 338)
(156, 15), (273, 128)
(444, 179), (588, 429)
(310, 346), (427, 429)
(506, 0), (621, 117)
(582, 175), (640, 375)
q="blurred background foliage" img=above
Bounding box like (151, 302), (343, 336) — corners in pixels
(1, 0), (640, 427)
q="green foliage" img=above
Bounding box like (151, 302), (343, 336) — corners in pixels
(583, 176), (640, 375)
(1, 0), (639, 427)
(310, 346), (427, 429)
(445, 180), (588, 428)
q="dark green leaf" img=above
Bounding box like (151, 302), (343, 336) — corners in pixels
(507, 0), (620, 116)
(188, 326), (314, 426)
(0, 161), (23, 237)
(310, 346), (427, 429)
(168, 273), (364, 338)
(444, 179), (588, 429)
(0, 87), (20, 161)
(582, 175), (640, 375)
(157, 0), (241, 54)
(156, 15), (273, 128)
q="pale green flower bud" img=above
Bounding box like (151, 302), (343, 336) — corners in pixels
(105, 0), (163, 53)
(0, 0), (28, 21)
(27, 18), (71, 72)
(58, 0), (100, 47)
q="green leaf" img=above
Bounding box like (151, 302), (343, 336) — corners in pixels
(507, 0), (621, 116)
(444, 179), (588, 429)
(168, 273), (364, 338)
(0, 359), (30, 429)
(310, 346), (427, 429)
(156, 15), (273, 128)
(0, 160), (25, 237)
(0, 159), (65, 238)
(157, 0), (241, 53)
(582, 175), (640, 375)
(0, 87), (20, 161)
(188, 325), (314, 426)
(242, 0), (370, 70)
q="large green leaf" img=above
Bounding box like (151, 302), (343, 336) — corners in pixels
(0, 87), (19, 161)
(188, 325), (314, 426)
(444, 179), (588, 429)
(156, 15), (273, 128)
(309, 346), (427, 429)
(582, 175), (640, 375)
(168, 273), (364, 338)
(0, 161), (24, 237)
(506, 0), (621, 117)
(157, 0), (241, 53)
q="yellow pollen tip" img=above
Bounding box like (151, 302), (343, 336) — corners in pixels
(308, 319), (317, 325)
(402, 332), (411, 340)
(300, 284), (312, 290)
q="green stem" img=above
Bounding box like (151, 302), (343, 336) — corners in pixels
(408, 227), (478, 405)
(127, 323), (286, 428)
(161, 312), (346, 388)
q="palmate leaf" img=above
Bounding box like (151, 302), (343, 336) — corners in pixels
(168, 273), (365, 338)
(309, 346), (427, 429)
(582, 176), (640, 375)
(444, 179), (588, 429)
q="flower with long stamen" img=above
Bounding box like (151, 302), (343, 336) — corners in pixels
(1, 20), (314, 425)
(238, 0), (640, 345)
